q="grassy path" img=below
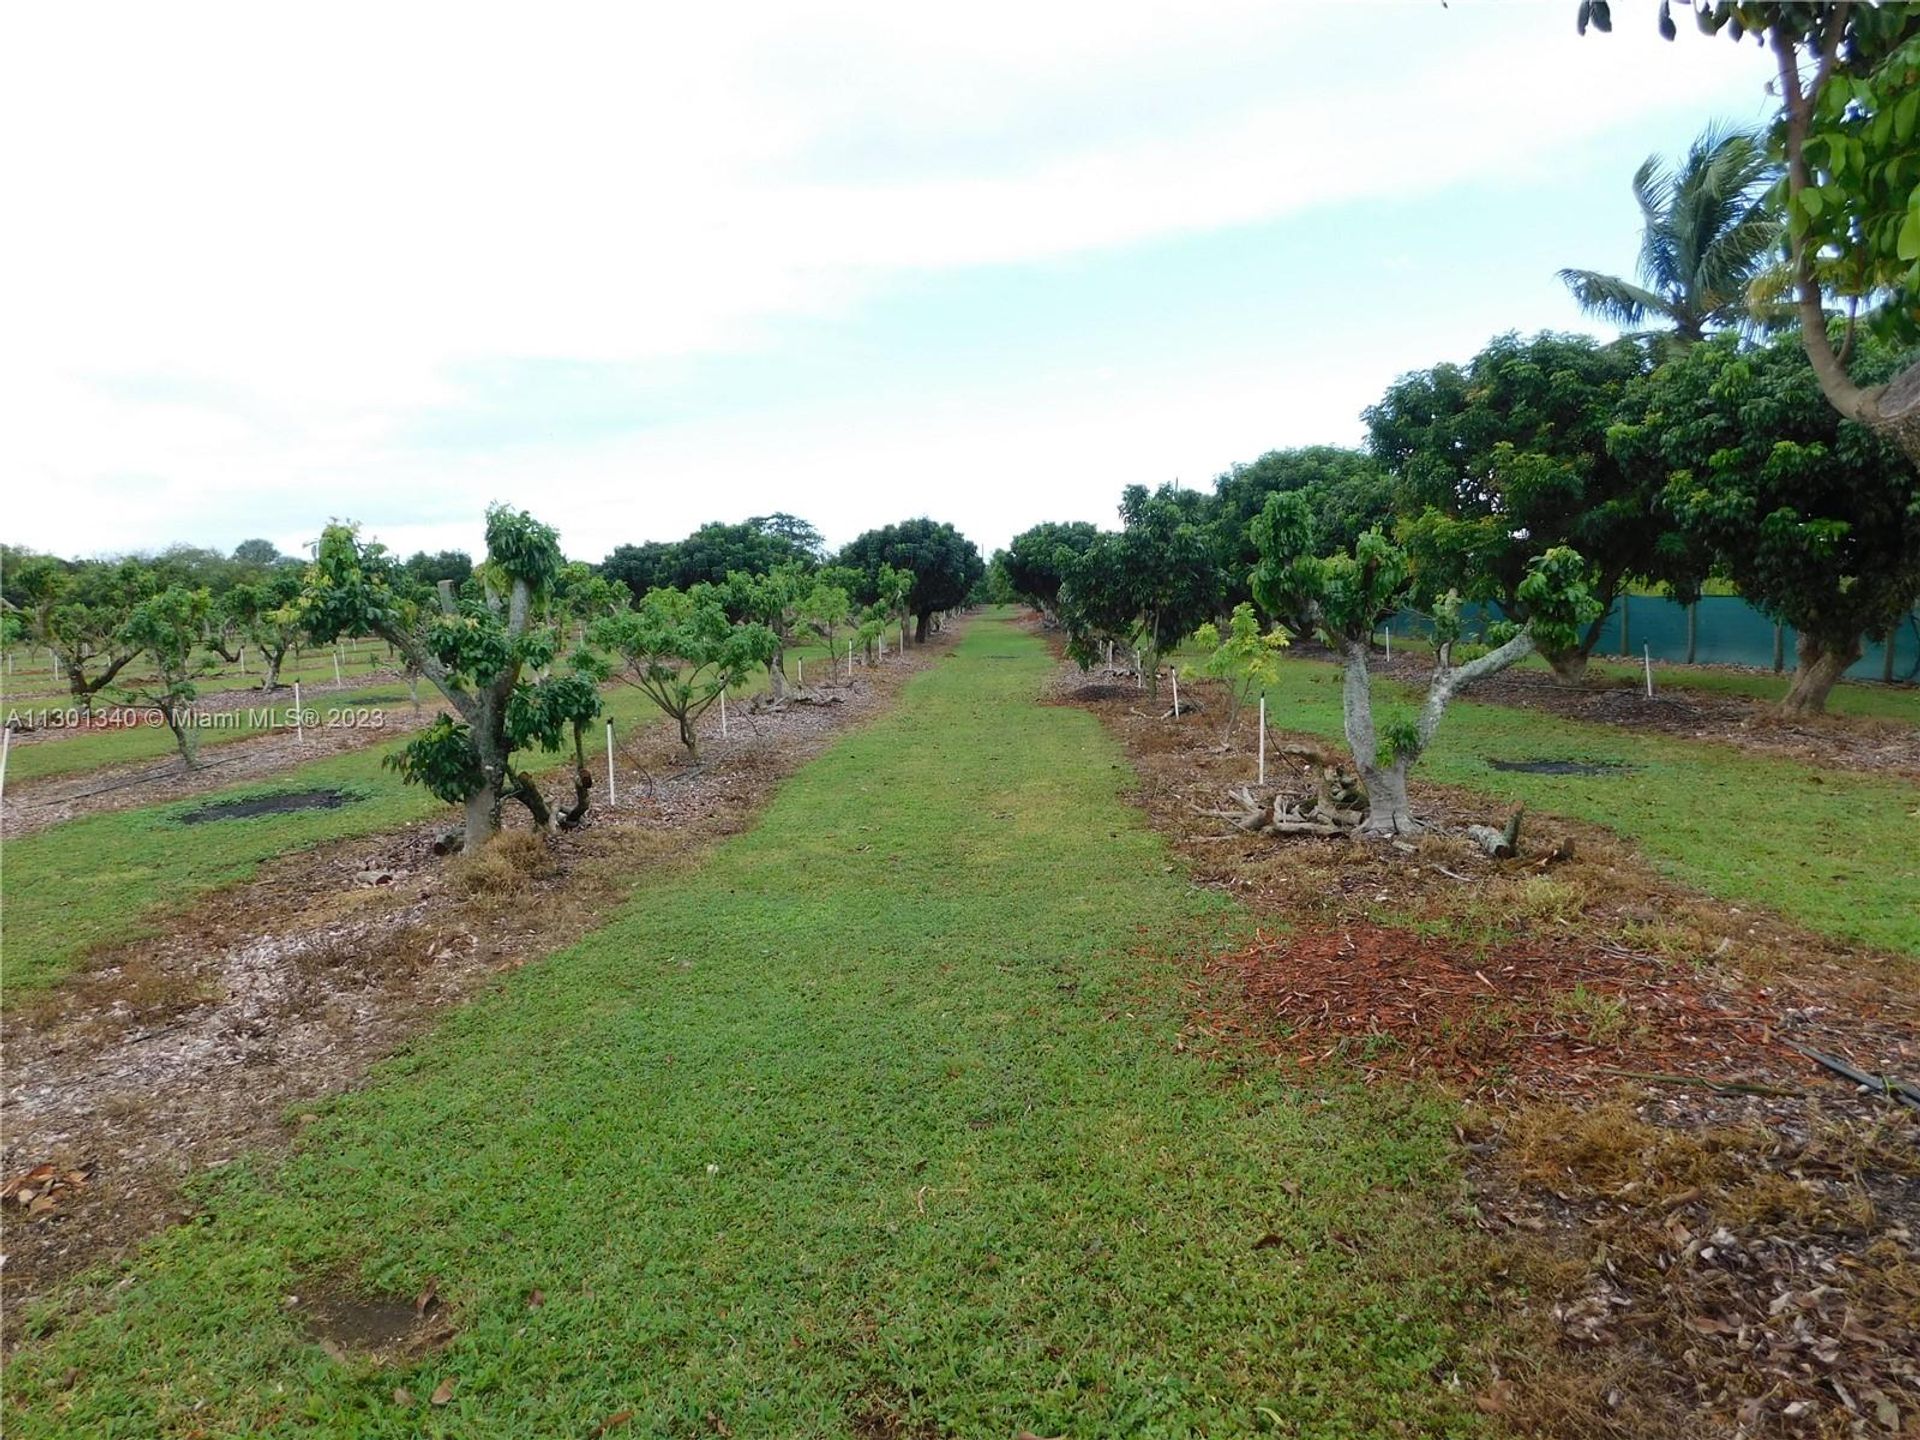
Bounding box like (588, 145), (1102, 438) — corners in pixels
(5, 616), (1475, 1438)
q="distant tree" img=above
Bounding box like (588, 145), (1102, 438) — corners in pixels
(982, 551), (1016, 606)
(600, 541), (679, 603)
(301, 507), (603, 852)
(220, 569), (307, 690)
(552, 561), (630, 638)
(1581, 1), (1920, 464)
(838, 519), (984, 641)
(593, 587), (776, 759)
(1609, 330), (1920, 714)
(1365, 331), (1685, 682)
(1251, 493), (1599, 835)
(1057, 484), (1224, 702)
(1211, 447), (1394, 623)
(402, 549), (475, 594)
(751, 512), (827, 559)
(231, 538), (284, 569)
(1002, 521), (1100, 617)
(675, 519), (818, 589)
(1558, 122), (1781, 352)
(117, 585), (216, 768)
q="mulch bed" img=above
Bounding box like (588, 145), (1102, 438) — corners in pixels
(1196, 923), (1803, 1098)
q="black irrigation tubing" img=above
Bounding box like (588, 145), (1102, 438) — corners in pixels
(17, 753), (249, 807)
(1792, 1043), (1920, 1114)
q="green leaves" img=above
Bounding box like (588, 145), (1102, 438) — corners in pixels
(385, 715), (488, 804)
(591, 586), (778, 754)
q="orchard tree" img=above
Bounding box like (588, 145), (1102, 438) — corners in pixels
(301, 506), (603, 852)
(798, 565), (860, 664)
(231, 538), (285, 570)
(14, 556), (151, 712)
(1366, 331), (1686, 681)
(1610, 330), (1920, 713)
(599, 540), (679, 602)
(1057, 484), (1224, 702)
(838, 519), (983, 641)
(1002, 521), (1100, 618)
(723, 563), (809, 700)
(117, 585), (215, 768)
(1252, 493), (1599, 835)
(402, 549), (475, 594)
(1583, 1), (1920, 464)
(593, 587), (776, 760)
(1210, 447), (1394, 624)
(220, 569), (307, 690)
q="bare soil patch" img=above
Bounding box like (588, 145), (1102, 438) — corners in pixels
(1049, 636), (1920, 1439)
(0, 646), (947, 1331)
(178, 787), (356, 824)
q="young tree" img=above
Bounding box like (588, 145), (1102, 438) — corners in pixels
(723, 563), (809, 700)
(838, 519), (984, 641)
(797, 566), (859, 665)
(1583, 2), (1920, 464)
(1002, 521), (1101, 618)
(1057, 484), (1224, 702)
(1610, 330), (1920, 714)
(221, 569), (308, 690)
(300, 506), (603, 852)
(1251, 493), (1599, 835)
(1192, 602), (1290, 742)
(1366, 331), (1685, 682)
(117, 585), (215, 768)
(592, 587), (777, 760)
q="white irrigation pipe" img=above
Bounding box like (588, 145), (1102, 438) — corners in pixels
(1171, 667), (1181, 718)
(1257, 695), (1266, 786)
(292, 682), (305, 745)
(1644, 644), (1654, 698)
(605, 718), (617, 805)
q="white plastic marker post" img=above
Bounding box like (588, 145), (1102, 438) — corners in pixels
(1135, 649), (1143, 689)
(847, 639), (854, 679)
(797, 656), (805, 689)
(238, 647), (245, 675)
(605, 718), (617, 805)
(0, 722), (12, 805)
(1171, 667), (1181, 718)
(901, 619), (908, 650)
(1257, 695), (1267, 786)
(1384, 625), (1391, 661)
(720, 688), (728, 739)
(292, 682), (305, 745)
(1644, 644), (1654, 698)
(333, 649), (342, 684)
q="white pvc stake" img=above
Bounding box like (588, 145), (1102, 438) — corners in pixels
(720, 688), (728, 739)
(798, 657), (805, 689)
(1171, 667), (1181, 718)
(0, 722), (12, 805)
(848, 639), (854, 678)
(1643, 644), (1654, 698)
(901, 619), (908, 650)
(238, 647), (245, 674)
(1257, 695), (1267, 786)
(293, 681), (305, 745)
(1135, 649), (1143, 689)
(605, 718), (617, 805)
(1385, 627), (1391, 661)
(333, 650), (342, 684)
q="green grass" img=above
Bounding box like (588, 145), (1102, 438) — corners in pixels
(3, 616), (1478, 1438)
(0, 642), (876, 999)
(1249, 657), (1920, 955)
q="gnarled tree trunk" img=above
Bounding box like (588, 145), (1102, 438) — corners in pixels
(766, 651), (788, 702)
(1780, 631), (1860, 716)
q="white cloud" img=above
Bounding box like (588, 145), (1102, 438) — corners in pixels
(0, 1), (1774, 559)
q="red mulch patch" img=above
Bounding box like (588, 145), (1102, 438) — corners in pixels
(1198, 922), (1806, 1098)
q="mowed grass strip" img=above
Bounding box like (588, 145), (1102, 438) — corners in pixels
(4, 616), (1478, 1439)
(1249, 658), (1919, 955)
(1, 646), (845, 998)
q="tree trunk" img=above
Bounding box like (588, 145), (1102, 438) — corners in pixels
(1357, 759), (1415, 835)
(767, 652), (788, 702)
(1780, 632), (1860, 716)
(915, 611), (930, 643)
(1542, 646), (1589, 685)
(462, 783), (501, 854)
(261, 648), (284, 691)
(678, 711), (700, 760)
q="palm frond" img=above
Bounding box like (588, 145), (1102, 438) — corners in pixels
(1558, 270), (1673, 331)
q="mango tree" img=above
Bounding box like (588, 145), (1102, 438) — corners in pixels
(1058, 484), (1223, 702)
(839, 520), (982, 642)
(301, 506), (603, 852)
(592, 586), (777, 760)
(14, 556), (151, 713)
(798, 565), (860, 665)
(723, 563), (809, 701)
(116, 585), (215, 768)
(1251, 492), (1598, 835)
(1192, 601), (1290, 743)
(220, 569), (307, 690)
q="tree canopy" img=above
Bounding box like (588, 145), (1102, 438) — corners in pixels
(837, 519), (984, 641)
(1001, 521), (1100, 614)
(1210, 446), (1395, 622)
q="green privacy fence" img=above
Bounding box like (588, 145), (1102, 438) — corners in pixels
(1387, 595), (1920, 683)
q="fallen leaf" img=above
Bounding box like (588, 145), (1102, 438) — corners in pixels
(592, 1412), (634, 1436)
(392, 1387), (414, 1407)
(429, 1378), (455, 1406)
(526, 1288), (545, 1309)
(414, 1279), (439, 1317)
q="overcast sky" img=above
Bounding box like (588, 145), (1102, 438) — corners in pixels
(2, 3), (1776, 565)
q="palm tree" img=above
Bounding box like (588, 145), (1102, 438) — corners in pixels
(1559, 123), (1782, 353)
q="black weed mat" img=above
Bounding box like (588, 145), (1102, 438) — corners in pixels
(179, 788), (354, 824)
